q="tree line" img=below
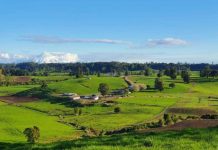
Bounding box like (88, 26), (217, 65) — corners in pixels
(0, 62), (218, 76)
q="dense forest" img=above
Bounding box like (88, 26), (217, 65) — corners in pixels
(0, 62), (217, 76)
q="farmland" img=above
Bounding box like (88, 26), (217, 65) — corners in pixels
(0, 71), (218, 149)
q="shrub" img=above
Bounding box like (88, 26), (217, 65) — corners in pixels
(114, 107), (121, 113)
(163, 114), (172, 125)
(186, 115), (199, 120)
(201, 114), (218, 119)
(171, 115), (179, 123)
(157, 119), (164, 127)
(144, 140), (153, 147)
(74, 107), (79, 115)
(154, 78), (164, 91)
(169, 83), (175, 88)
(146, 85), (151, 89)
(41, 81), (48, 89)
(78, 108), (82, 115)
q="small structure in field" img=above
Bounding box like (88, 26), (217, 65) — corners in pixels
(80, 94), (99, 101)
(91, 95), (99, 100)
(71, 95), (81, 100)
(62, 93), (75, 96)
(62, 93), (80, 100)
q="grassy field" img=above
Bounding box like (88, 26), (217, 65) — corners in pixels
(1, 127), (218, 150)
(0, 101), (80, 143)
(0, 85), (37, 96)
(48, 76), (127, 95)
(0, 73), (218, 149)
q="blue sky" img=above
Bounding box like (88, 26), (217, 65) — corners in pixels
(0, 0), (218, 63)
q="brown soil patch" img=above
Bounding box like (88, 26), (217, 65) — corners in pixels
(167, 107), (217, 116)
(14, 76), (31, 83)
(0, 96), (39, 103)
(139, 120), (218, 133)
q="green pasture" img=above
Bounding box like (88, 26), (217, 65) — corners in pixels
(48, 76), (127, 95)
(0, 101), (79, 143)
(2, 126), (218, 150)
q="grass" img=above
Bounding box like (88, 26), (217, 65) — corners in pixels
(0, 101), (80, 143)
(0, 85), (37, 96)
(1, 73), (218, 149)
(48, 76), (127, 95)
(1, 127), (218, 150)
(64, 104), (164, 131)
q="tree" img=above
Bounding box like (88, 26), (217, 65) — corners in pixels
(125, 70), (129, 76)
(43, 72), (49, 76)
(74, 107), (79, 115)
(157, 70), (163, 77)
(41, 81), (48, 89)
(183, 72), (190, 83)
(210, 70), (218, 78)
(169, 83), (175, 88)
(78, 108), (82, 115)
(114, 107), (121, 113)
(97, 71), (101, 77)
(144, 67), (152, 76)
(75, 66), (83, 78)
(154, 78), (164, 91)
(98, 83), (109, 96)
(200, 65), (211, 78)
(85, 67), (90, 76)
(158, 119), (164, 127)
(169, 67), (177, 79)
(163, 114), (172, 125)
(23, 126), (40, 143)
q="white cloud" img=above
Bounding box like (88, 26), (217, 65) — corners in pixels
(146, 37), (188, 47)
(0, 52), (79, 64)
(21, 35), (131, 45)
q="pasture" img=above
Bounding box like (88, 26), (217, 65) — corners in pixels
(0, 73), (218, 149)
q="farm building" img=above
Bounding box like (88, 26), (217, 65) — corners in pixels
(62, 93), (77, 96)
(71, 95), (81, 100)
(80, 94), (99, 100)
(62, 93), (81, 100)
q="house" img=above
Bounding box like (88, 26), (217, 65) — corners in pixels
(80, 94), (99, 100)
(62, 93), (77, 96)
(62, 93), (80, 100)
(91, 95), (99, 100)
(71, 95), (81, 100)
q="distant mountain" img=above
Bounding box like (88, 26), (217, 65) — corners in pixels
(33, 52), (79, 64)
(0, 52), (79, 64)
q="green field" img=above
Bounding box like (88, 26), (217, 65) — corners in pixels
(48, 76), (127, 94)
(0, 101), (79, 143)
(0, 73), (218, 149)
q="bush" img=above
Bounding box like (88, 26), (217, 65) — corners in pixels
(186, 115), (199, 120)
(114, 107), (121, 113)
(146, 85), (151, 89)
(157, 119), (164, 127)
(171, 115), (179, 123)
(169, 83), (175, 88)
(163, 114), (172, 125)
(144, 140), (153, 147)
(154, 78), (164, 91)
(201, 114), (218, 119)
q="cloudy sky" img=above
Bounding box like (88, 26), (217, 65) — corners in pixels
(0, 0), (218, 63)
